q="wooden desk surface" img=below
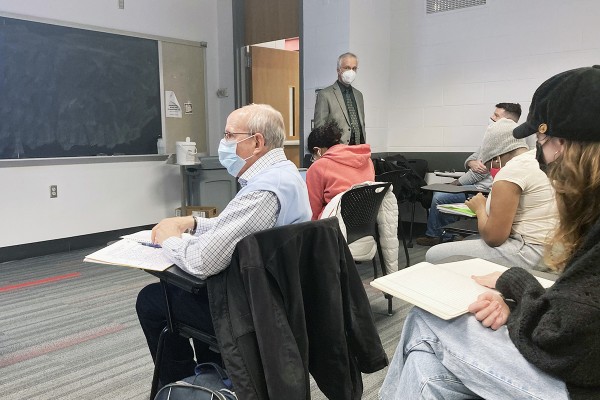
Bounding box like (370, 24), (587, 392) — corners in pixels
(421, 183), (490, 195)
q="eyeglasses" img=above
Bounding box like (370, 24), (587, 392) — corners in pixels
(223, 131), (252, 142)
(339, 66), (358, 72)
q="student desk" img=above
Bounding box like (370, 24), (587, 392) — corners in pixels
(421, 183), (490, 195)
(442, 218), (479, 237)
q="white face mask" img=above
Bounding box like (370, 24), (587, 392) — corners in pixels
(341, 70), (356, 85)
(488, 118), (495, 127)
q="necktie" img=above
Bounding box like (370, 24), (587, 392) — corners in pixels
(343, 87), (361, 144)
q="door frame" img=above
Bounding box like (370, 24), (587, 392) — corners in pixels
(231, 0), (305, 164)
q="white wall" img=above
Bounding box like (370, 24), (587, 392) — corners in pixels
(0, 0), (234, 247)
(388, 0), (600, 153)
(303, 0), (350, 153)
(304, 0), (600, 155)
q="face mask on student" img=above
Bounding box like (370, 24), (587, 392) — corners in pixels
(535, 141), (548, 172)
(341, 70), (356, 85)
(218, 135), (255, 177)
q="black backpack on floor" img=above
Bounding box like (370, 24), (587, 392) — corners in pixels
(154, 362), (237, 400)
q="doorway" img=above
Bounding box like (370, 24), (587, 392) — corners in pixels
(232, 0), (302, 166)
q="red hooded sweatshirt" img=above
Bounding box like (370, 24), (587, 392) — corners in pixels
(306, 143), (375, 220)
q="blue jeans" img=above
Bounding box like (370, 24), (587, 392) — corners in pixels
(379, 308), (568, 400)
(425, 191), (472, 238)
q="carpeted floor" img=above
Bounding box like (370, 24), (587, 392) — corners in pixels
(0, 243), (428, 400)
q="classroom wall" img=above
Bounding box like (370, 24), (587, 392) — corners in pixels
(304, 0), (600, 155)
(387, 0), (600, 154)
(0, 0), (235, 247)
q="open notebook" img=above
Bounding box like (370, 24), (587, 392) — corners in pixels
(371, 258), (554, 320)
(83, 230), (184, 271)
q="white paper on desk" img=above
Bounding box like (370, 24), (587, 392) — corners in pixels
(121, 230), (154, 245)
(165, 91), (182, 118)
(371, 258), (554, 320)
(84, 239), (173, 271)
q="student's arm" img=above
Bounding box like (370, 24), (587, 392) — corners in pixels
(466, 180), (521, 246)
(306, 162), (327, 220)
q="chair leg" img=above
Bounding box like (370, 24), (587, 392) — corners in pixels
(150, 326), (169, 400)
(397, 206), (410, 268)
(375, 242), (393, 316)
(385, 293), (393, 316)
(372, 256), (378, 279)
(408, 201), (416, 248)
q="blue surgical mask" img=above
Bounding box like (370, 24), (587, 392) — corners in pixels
(218, 136), (255, 177)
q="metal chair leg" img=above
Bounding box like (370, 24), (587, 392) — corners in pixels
(397, 206), (410, 268)
(407, 201), (416, 248)
(150, 326), (169, 400)
(376, 241), (393, 316)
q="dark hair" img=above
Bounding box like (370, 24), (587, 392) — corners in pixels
(495, 102), (522, 122)
(307, 121), (343, 151)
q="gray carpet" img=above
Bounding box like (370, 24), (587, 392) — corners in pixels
(0, 244), (428, 400)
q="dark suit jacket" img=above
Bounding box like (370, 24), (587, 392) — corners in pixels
(207, 218), (387, 400)
(314, 81), (366, 144)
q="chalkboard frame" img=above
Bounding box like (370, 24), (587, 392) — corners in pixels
(0, 12), (208, 164)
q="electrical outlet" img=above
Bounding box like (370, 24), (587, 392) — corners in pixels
(50, 185), (58, 198)
(118, 0), (124, 9)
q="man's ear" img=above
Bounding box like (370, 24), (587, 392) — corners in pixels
(253, 132), (266, 149)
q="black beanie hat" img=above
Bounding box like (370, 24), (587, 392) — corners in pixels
(513, 65), (600, 142)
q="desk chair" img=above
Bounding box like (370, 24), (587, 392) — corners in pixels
(442, 218), (479, 238)
(375, 170), (411, 268)
(208, 218), (387, 400)
(145, 267), (217, 400)
(340, 182), (394, 315)
(406, 158), (429, 247)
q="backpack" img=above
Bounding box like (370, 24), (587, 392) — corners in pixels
(372, 156), (433, 209)
(154, 362), (238, 400)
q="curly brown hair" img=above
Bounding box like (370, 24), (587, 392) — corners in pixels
(307, 121), (343, 151)
(544, 140), (600, 271)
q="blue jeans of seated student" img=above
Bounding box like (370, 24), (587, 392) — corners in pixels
(425, 190), (474, 239)
(379, 308), (568, 400)
(136, 282), (223, 386)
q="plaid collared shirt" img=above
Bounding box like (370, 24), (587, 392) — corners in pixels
(161, 148), (285, 278)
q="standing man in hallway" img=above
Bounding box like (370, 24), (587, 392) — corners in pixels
(314, 52), (366, 145)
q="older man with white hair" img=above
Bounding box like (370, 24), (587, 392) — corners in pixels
(136, 104), (311, 386)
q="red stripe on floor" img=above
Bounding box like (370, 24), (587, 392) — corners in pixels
(0, 323), (125, 367)
(0, 272), (81, 292)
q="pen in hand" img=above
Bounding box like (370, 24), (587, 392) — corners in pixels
(141, 242), (162, 249)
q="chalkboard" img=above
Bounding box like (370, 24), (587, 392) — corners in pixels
(0, 16), (162, 158)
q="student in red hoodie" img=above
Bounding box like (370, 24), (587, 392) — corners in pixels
(306, 121), (375, 220)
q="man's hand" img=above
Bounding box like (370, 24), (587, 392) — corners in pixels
(465, 192), (487, 214)
(467, 159), (488, 174)
(151, 216), (195, 244)
(468, 292), (510, 330)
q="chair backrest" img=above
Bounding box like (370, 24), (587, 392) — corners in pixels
(340, 182), (391, 244)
